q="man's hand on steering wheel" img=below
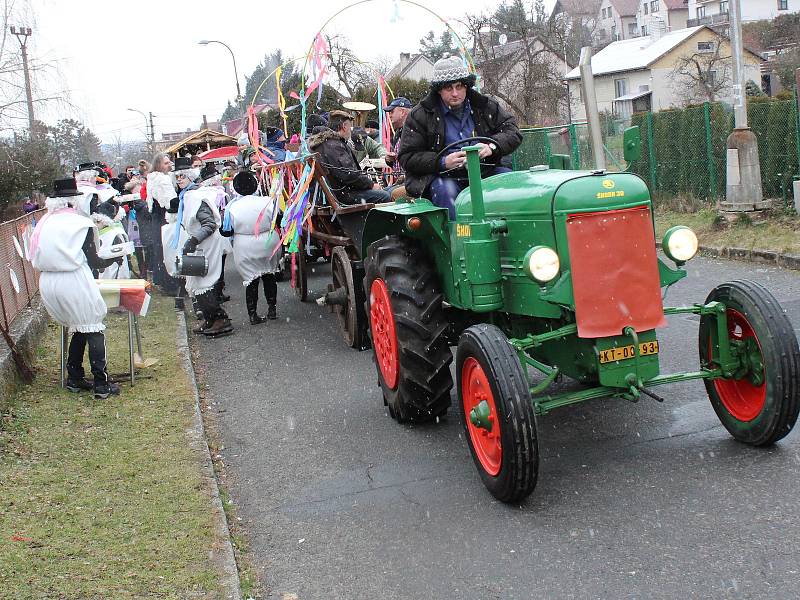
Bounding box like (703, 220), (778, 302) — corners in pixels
(435, 136), (501, 175)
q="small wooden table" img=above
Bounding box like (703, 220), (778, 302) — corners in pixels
(59, 279), (152, 388)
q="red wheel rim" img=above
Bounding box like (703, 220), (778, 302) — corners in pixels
(713, 308), (766, 422)
(370, 279), (399, 390)
(462, 357), (502, 476)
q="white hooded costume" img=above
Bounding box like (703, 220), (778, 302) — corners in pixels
(31, 197), (107, 332)
(225, 194), (281, 285)
(177, 185), (225, 297)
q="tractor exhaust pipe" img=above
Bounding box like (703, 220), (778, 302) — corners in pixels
(579, 46), (606, 171)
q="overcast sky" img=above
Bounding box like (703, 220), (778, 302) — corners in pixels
(26, 0), (554, 145)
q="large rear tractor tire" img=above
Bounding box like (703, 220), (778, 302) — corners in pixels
(364, 236), (452, 423)
(699, 280), (800, 446)
(457, 324), (539, 503)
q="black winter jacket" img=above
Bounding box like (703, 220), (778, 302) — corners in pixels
(397, 88), (522, 197)
(307, 128), (373, 196)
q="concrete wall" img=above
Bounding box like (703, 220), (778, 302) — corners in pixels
(0, 299), (48, 410)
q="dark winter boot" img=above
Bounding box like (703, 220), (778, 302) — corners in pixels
(94, 381), (121, 400)
(249, 313), (266, 325)
(267, 303), (277, 320)
(203, 318), (234, 337)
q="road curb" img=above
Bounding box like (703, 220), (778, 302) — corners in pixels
(699, 245), (800, 271)
(175, 311), (242, 600)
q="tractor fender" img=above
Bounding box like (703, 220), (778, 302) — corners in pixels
(361, 200), (450, 259)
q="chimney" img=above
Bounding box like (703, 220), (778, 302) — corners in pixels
(399, 52), (411, 70)
(202, 114), (208, 129)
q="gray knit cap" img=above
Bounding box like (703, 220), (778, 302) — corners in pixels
(430, 55), (471, 85)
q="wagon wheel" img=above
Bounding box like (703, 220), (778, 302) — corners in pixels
(457, 324), (539, 503)
(291, 235), (308, 301)
(699, 280), (800, 446)
(330, 246), (366, 349)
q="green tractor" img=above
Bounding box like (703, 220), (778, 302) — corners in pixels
(359, 134), (800, 504)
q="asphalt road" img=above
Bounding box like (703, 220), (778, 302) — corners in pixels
(193, 256), (800, 600)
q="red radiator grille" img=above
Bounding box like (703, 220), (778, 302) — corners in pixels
(565, 206), (666, 338)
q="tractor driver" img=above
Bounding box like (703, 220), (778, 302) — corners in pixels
(398, 55), (522, 219)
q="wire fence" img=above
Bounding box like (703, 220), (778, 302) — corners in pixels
(0, 209), (43, 331)
(513, 93), (800, 206)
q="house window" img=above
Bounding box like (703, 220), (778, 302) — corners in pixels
(778, 0), (788, 9)
(697, 5), (706, 18)
(697, 41), (715, 52)
(643, 2), (648, 15)
(707, 70), (718, 86)
(651, 1), (659, 12)
(629, 22), (637, 36)
(719, 1), (729, 13)
(641, 25), (648, 36)
(614, 78), (628, 98)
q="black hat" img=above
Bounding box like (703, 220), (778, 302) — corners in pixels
(174, 156), (192, 171)
(52, 177), (83, 197)
(232, 170), (258, 196)
(305, 113), (328, 130)
(365, 119), (379, 130)
(95, 200), (117, 220)
(76, 162), (97, 172)
(383, 97), (412, 111)
(200, 163), (219, 181)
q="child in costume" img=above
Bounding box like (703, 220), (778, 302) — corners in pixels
(31, 178), (122, 399)
(92, 200), (131, 280)
(221, 170), (281, 324)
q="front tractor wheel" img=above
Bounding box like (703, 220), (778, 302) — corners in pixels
(364, 237), (452, 423)
(700, 280), (800, 446)
(457, 324), (539, 503)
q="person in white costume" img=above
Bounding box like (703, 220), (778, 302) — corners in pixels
(91, 200), (131, 280)
(221, 170), (281, 324)
(173, 159), (234, 338)
(30, 178), (122, 399)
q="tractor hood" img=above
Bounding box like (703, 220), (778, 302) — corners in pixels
(454, 168), (594, 220)
(454, 169), (652, 220)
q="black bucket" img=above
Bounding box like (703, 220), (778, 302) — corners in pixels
(175, 254), (208, 277)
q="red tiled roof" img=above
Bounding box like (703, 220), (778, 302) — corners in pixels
(610, 0), (639, 16)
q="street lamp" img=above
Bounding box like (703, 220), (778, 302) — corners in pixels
(198, 40), (243, 113)
(127, 108), (154, 154)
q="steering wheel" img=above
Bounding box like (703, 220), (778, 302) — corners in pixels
(434, 136), (501, 176)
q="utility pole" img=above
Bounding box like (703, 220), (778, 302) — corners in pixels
(722, 0), (766, 213)
(149, 112), (156, 154)
(10, 25), (35, 137)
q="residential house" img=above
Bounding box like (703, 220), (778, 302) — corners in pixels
(565, 25), (762, 120)
(687, 0), (800, 27)
(597, 0), (640, 41)
(386, 53), (435, 81)
(637, 0), (689, 37)
(474, 37), (572, 126)
(552, 0), (603, 45)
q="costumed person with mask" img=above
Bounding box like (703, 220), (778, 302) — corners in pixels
(92, 200), (132, 279)
(174, 159), (234, 338)
(73, 162), (105, 217)
(198, 162), (231, 304)
(31, 178), (122, 399)
(220, 170), (281, 324)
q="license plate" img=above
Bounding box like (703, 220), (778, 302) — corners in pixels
(598, 341), (659, 364)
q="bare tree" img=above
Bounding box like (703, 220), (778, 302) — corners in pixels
(325, 35), (377, 98)
(464, 0), (572, 126)
(669, 43), (733, 105)
(0, 0), (72, 133)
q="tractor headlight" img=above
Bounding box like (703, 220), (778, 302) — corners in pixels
(662, 226), (699, 264)
(524, 246), (560, 283)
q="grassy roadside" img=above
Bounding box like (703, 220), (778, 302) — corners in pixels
(653, 204), (800, 256)
(0, 296), (223, 599)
